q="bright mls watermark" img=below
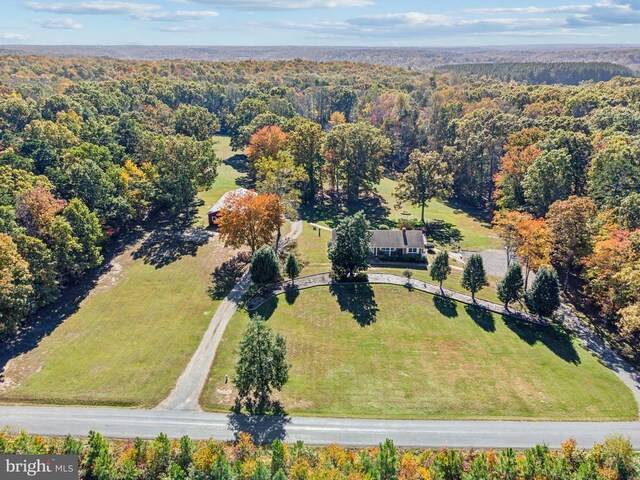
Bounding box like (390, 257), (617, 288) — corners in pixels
(1, 455), (77, 480)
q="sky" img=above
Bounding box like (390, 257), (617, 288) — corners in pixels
(2, 0), (640, 47)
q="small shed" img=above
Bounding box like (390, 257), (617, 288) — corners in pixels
(207, 188), (251, 227)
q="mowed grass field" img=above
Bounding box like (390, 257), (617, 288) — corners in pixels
(1, 240), (232, 407)
(201, 285), (637, 420)
(0, 136), (246, 407)
(377, 178), (501, 251)
(197, 136), (243, 222)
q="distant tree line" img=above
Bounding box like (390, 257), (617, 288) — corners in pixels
(437, 62), (635, 85)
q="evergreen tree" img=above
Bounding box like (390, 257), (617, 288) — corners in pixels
(497, 263), (524, 309)
(84, 431), (112, 480)
(210, 453), (235, 480)
(461, 254), (488, 302)
(176, 435), (194, 471)
(526, 267), (561, 317)
(250, 246), (280, 287)
(273, 470), (287, 480)
(430, 251), (451, 289)
(495, 449), (518, 480)
(253, 462), (270, 480)
(376, 439), (398, 480)
(234, 316), (290, 413)
(285, 253), (301, 285)
(328, 212), (372, 281)
(271, 439), (286, 476)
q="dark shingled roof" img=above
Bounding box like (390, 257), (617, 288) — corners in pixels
(332, 229), (424, 249)
(370, 230), (424, 249)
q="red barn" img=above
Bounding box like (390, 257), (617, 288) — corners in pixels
(207, 188), (252, 227)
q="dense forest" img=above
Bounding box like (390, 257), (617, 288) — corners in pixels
(437, 62), (635, 85)
(0, 55), (639, 361)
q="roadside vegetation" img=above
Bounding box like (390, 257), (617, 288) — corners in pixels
(2, 430), (638, 480)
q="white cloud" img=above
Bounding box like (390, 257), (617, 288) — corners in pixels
(147, 10), (219, 21)
(467, 5), (592, 14)
(179, 0), (372, 10)
(274, 12), (562, 38)
(25, 1), (162, 17)
(24, 1), (219, 22)
(153, 23), (213, 31)
(269, 1), (640, 40)
(0, 32), (28, 40)
(34, 17), (84, 29)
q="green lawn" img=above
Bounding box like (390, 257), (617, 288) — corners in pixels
(377, 178), (501, 251)
(201, 285), (637, 420)
(371, 266), (503, 305)
(197, 135), (245, 222)
(0, 136), (249, 408)
(294, 222), (331, 269)
(1, 239), (230, 407)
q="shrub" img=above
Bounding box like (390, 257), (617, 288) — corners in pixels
(497, 262), (524, 308)
(525, 267), (561, 317)
(250, 246), (281, 287)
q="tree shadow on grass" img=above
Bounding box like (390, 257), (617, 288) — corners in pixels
(329, 283), (379, 327)
(208, 253), (251, 300)
(299, 192), (391, 229)
(225, 154), (250, 174)
(252, 296), (279, 321)
(132, 210), (209, 269)
(503, 316), (580, 365)
(284, 285), (300, 305)
(0, 223), (146, 387)
(425, 220), (463, 247)
(434, 295), (458, 318)
(465, 305), (496, 332)
(444, 198), (494, 226)
(227, 410), (290, 444)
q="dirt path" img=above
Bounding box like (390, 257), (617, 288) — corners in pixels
(157, 221), (303, 411)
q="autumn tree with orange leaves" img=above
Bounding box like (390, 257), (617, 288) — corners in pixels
(215, 191), (284, 253)
(246, 126), (288, 173)
(494, 145), (542, 210)
(14, 185), (67, 238)
(584, 229), (637, 316)
(493, 210), (533, 268)
(546, 196), (597, 291)
(516, 217), (551, 290)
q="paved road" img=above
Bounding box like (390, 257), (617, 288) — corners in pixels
(1, 405), (638, 448)
(157, 221), (303, 411)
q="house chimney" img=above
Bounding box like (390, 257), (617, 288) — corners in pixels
(402, 227), (408, 246)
